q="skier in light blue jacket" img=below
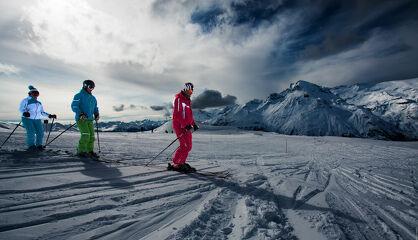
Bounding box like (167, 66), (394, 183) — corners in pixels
(19, 85), (57, 150)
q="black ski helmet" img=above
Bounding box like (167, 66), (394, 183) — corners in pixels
(183, 82), (194, 92)
(83, 80), (95, 90)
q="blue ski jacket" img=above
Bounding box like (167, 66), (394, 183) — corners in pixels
(71, 88), (99, 121)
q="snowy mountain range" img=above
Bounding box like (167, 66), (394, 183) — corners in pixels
(193, 79), (418, 140)
(96, 120), (165, 132)
(0, 120), (166, 133)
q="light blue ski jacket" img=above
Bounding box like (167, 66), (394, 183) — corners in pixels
(71, 88), (99, 121)
(19, 96), (50, 119)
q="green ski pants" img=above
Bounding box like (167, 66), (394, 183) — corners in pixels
(77, 120), (95, 153)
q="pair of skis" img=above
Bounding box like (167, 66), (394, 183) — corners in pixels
(78, 153), (230, 179)
(166, 163), (229, 178)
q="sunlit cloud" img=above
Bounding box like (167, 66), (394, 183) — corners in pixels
(0, 63), (21, 75)
(22, 0), (169, 73)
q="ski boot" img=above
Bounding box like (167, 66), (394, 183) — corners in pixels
(89, 151), (100, 159)
(167, 163), (176, 170)
(168, 163), (183, 172)
(27, 146), (38, 152)
(168, 163), (191, 173)
(77, 152), (90, 158)
(183, 163), (196, 173)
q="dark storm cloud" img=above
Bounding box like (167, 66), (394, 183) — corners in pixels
(113, 104), (146, 112)
(190, 0), (289, 35)
(189, 0), (418, 61)
(215, 0), (418, 86)
(150, 105), (165, 111)
(299, 32), (365, 60)
(113, 104), (125, 112)
(191, 7), (225, 33)
(191, 90), (237, 109)
(229, 0), (288, 27)
(293, 0), (418, 60)
(150, 104), (171, 117)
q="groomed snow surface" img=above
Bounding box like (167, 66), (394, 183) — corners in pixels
(0, 126), (417, 240)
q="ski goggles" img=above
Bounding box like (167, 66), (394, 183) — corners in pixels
(86, 85), (95, 90)
(31, 91), (39, 96)
(186, 89), (193, 93)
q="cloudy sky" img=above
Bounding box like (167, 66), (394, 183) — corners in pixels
(1, 0), (417, 122)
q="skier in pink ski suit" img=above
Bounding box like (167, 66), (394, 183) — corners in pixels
(171, 82), (199, 172)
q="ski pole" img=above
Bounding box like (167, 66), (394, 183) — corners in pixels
(45, 122), (77, 147)
(0, 121), (22, 149)
(45, 118), (54, 147)
(96, 120), (101, 153)
(145, 130), (188, 166)
(166, 145), (180, 161)
(165, 127), (197, 161)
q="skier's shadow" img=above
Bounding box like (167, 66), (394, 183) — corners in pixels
(188, 174), (365, 224)
(81, 159), (133, 189)
(0, 150), (58, 166)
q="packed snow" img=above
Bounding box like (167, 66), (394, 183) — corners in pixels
(0, 124), (417, 240)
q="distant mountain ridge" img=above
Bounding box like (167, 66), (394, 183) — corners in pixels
(0, 120), (167, 133)
(194, 79), (418, 140)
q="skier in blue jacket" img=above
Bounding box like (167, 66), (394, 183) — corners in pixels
(19, 85), (57, 150)
(71, 80), (100, 158)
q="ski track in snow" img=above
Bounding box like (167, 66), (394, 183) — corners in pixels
(0, 129), (417, 240)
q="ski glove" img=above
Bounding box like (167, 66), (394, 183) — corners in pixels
(23, 112), (30, 117)
(79, 113), (87, 120)
(49, 114), (57, 119)
(193, 124), (199, 131)
(185, 124), (193, 131)
(94, 114), (100, 122)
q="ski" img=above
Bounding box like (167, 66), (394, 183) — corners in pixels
(166, 163), (229, 178)
(167, 169), (229, 178)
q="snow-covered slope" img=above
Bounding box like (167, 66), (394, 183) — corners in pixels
(153, 120), (175, 133)
(192, 109), (221, 123)
(0, 122), (24, 132)
(200, 79), (417, 140)
(331, 79), (418, 139)
(0, 130), (417, 239)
